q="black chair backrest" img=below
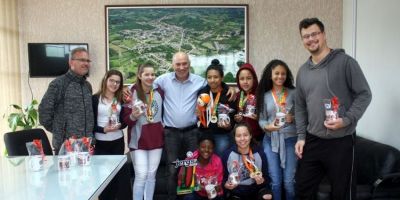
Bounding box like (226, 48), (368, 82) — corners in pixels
(4, 128), (53, 156)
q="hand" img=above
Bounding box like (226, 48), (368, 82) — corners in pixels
(263, 194), (273, 200)
(104, 124), (121, 132)
(227, 87), (238, 102)
(253, 174), (264, 185)
(285, 113), (294, 123)
(224, 181), (238, 190)
(234, 114), (243, 122)
(324, 118), (345, 130)
(122, 86), (132, 103)
(218, 120), (231, 129)
(246, 113), (258, 120)
(295, 140), (305, 159)
(264, 122), (280, 132)
(130, 106), (143, 119)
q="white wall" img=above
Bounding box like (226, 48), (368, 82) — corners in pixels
(343, 0), (400, 150)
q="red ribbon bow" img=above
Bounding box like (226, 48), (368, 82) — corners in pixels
(331, 96), (339, 111)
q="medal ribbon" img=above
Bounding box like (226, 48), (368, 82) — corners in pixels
(146, 89), (154, 121)
(242, 148), (255, 174)
(210, 90), (221, 117)
(238, 91), (248, 111)
(272, 87), (288, 112)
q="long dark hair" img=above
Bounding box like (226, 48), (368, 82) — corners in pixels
(135, 63), (154, 103)
(96, 69), (124, 103)
(255, 59), (295, 117)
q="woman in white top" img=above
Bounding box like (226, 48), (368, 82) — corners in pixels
(92, 69), (127, 155)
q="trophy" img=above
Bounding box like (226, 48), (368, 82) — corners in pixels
(197, 93), (210, 127)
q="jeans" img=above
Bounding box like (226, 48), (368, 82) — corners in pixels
(213, 133), (231, 157)
(164, 127), (198, 200)
(130, 148), (162, 200)
(263, 135), (297, 200)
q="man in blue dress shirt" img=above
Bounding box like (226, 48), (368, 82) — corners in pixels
(155, 52), (234, 199)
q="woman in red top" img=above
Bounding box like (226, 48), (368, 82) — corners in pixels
(234, 63), (263, 142)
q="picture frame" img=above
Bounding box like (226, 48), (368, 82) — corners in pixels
(105, 4), (248, 84)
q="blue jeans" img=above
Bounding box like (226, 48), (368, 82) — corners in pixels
(263, 135), (297, 200)
(213, 133), (231, 157)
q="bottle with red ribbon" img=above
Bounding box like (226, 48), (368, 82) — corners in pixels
(76, 137), (92, 166)
(109, 98), (120, 128)
(243, 94), (256, 117)
(25, 139), (45, 171)
(58, 139), (73, 170)
(323, 96), (340, 121)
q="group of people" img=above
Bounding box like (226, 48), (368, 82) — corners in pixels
(38, 17), (371, 200)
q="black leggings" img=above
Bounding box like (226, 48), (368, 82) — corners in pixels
(94, 137), (125, 155)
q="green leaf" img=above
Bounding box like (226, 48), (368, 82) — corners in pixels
(11, 104), (22, 110)
(31, 99), (38, 105)
(8, 114), (21, 131)
(6, 99), (39, 131)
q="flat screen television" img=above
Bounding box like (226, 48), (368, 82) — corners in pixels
(28, 43), (89, 77)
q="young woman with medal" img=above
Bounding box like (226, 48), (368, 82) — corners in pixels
(197, 59), (236, 157)
(233, 63), (264, 142)
(222, 123), (272, 200)
(256, 59), (297, 200)
(123, 63), (164, 200)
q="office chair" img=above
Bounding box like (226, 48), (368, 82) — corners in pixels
(4, 128), (53, 156)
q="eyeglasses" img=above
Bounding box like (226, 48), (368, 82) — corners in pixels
(72, 58), (91, 63)
(301, 31), (321, 40)
(108, 79), (121, 85)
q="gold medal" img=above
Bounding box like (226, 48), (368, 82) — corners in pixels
(210, 116), (218, 123)
(147, 116), (153, 123)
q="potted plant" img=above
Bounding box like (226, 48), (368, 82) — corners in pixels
(4, 99), (39, 131)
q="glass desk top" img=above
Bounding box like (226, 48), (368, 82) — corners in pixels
(0, 155), (127, 200)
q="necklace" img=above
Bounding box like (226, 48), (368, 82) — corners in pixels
(272, 87), (288, 113)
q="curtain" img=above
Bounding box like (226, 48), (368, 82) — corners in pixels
(0, 0), (21, 155)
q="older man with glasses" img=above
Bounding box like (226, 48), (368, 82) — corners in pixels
(39, 47), (94, 154)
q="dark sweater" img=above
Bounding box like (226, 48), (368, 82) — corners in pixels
(39, 70), (94, 150)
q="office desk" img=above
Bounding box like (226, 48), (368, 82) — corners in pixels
(0, 155), (127, 200)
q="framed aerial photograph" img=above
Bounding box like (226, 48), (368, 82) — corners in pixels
(105, 5), (248, 84)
